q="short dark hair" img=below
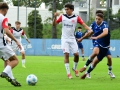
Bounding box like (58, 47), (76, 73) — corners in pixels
(78, 27), (82, 29)
(15, 21), (21, 24)
(65, 4), (74, 10)
(96, 10), (104, 14)
(8, 23), (11, 26)
(0, 2), (9, 10)
(96, 13), (104, 19)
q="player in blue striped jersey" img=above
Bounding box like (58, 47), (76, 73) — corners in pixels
(78, 11), (114, 79)
(75, 27), (85, 61)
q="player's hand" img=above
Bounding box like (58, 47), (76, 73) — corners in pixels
(90, 36), (98, 40)
(16, 41), (22, 50)
(54, 12), (59, 17)
(27, 39), (30, 43)
(77, 38), (83, 42)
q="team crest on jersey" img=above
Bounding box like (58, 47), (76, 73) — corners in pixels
(71, 20), (75, 23)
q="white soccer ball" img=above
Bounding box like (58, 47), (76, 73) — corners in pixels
(26, 74), (38, 85)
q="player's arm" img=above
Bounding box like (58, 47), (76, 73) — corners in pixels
(4, 34), (11, 43)
(2, 18), (21, 49)
(22, 30), (30, 43)
(91, 28), (108, 40)
(53, 12), (62, 26)
(77, 16), (93, 42)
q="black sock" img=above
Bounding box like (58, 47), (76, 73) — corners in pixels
(87, 64), (94, 73)
(85, 59), (92, 66)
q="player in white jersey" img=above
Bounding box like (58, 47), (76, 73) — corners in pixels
(0, 2), (22, 86)
(10, 21), (30, 68)
(53, 4), (92, 79)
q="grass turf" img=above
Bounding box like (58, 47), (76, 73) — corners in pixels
(0, 56), (120, 90)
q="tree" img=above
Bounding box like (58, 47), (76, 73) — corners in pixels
(28, 10), (43, 38)
(12, 0), (41, 7)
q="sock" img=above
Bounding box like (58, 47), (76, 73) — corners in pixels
(84, 56), (93, 67)
(8, 70), (15, 79)
(65, 63), (70, 74)
(73, 62), (78, 70)
(108, 66), (112, 71)
(82, 54), (84, 58)
(22, 59), (25, 65)
(87, 64), (94, 73)
(3, 65), (11, 74)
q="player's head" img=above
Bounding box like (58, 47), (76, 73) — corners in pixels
(0, 2), (9, 16)
(15, 21), (21, 29)
(64, 4), (74, 16)
(8, 23), (11, 29)
(95, 13), (104, 25)
(96, 10), (104, 15)
(78, 27), (82, 31)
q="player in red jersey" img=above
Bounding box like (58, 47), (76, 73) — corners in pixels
(0, 2), (21, 86)
(10, 21), (30, 68)
(53, 4), (92, 79)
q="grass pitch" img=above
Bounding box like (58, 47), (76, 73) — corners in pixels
(0, 56), (120, 90)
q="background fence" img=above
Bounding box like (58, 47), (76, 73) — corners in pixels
(20, 39), (120, 57)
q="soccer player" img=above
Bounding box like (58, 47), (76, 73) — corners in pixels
(80, 10), (115, 78)
(53, 4), (92, 79)
(78, 11), (113, 79)
(75, 27), (85, 61)
(10, 21), (30, 68)
(0, 2), (21, 86)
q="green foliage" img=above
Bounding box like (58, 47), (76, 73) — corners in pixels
(12, 0), (41, 7)
(111, 28), (120, 39)
(114, 9), (120, 21)
(42, 23), (61, 39)
(28, 10), (43, 38)
(42, 0), (70, 11)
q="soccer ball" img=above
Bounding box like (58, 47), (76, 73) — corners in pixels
(26, 74), (38, 85)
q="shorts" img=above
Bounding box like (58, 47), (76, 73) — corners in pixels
(106, 49), (111, 56)
(0, 43), (15, 61)
(77, 42), (83, 49)
(93, 42), (109, 61)
(11, 42), (24, 53)
(61, 39), (78, 54)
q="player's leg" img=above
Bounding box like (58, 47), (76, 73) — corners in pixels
(81, 47), (108, 79)
(20, 45), (26, 68)
(106, 51), (115, 78)
(71, 39), (79, 77)
(80, 56), (100, 79)
(0, 45), (21, 86)
(21, 51), (26, 68)
(61, 39), (72, 79)
(81, 48), (85, 61)
(64, 53), (72, 79)
(80, 46), (99, 72)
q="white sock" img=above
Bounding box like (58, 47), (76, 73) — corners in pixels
(65, 63), (70, 74)
(73, 62), (78, 70)
(8, 70), (14, 79)
(22, 59), (25, 65)
(108, 66), (112, 72)
(3, 65), (11, 74)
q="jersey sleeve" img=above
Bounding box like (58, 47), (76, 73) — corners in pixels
(10, 29), (13, 33)
(22, 30), (25, 35)
(103, 24), (108, 31)
(22, 30), (28, 39)
(77, 16), (84, 25)
(56, 15), (62, 23)
(2, 18), (8, 29)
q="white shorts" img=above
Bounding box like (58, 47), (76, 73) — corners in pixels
(0, 44), (15, 61)
(11, 43), (24, 53)
(61, 39), (78, 54)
